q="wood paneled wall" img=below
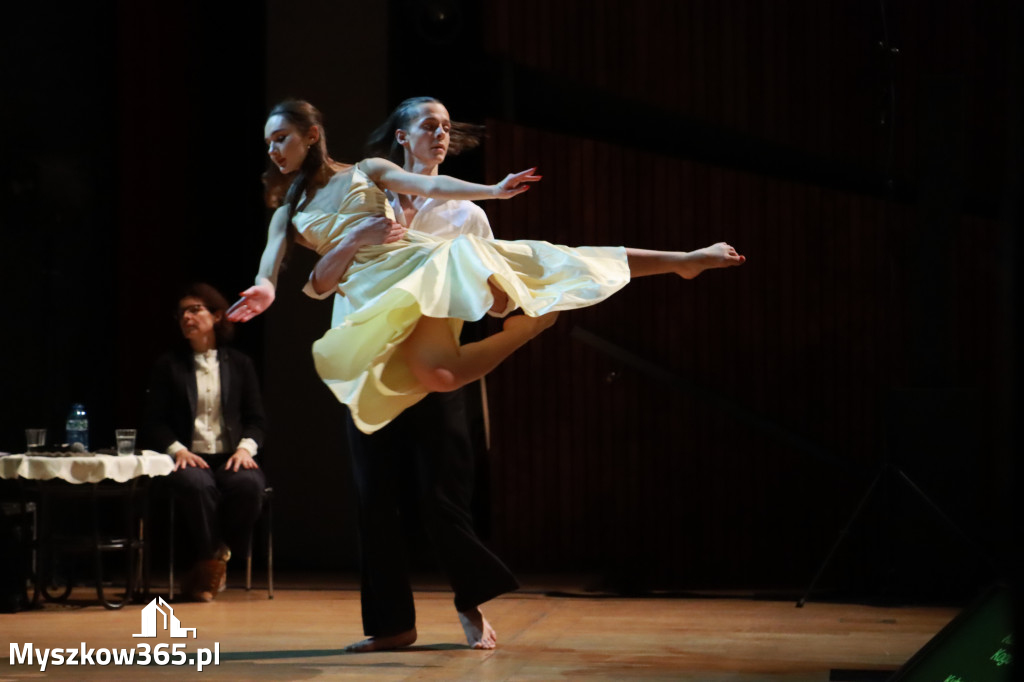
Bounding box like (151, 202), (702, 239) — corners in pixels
(479, 120), (1005, 590)
(483, 0), (1011, 211)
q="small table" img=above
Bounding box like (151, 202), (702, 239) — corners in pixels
(0, 452), (173, 609)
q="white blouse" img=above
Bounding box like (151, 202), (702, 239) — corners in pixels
(166, 350), (258, 458)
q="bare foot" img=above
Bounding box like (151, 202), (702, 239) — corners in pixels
(345, 627), (417, 653)
(458, 607), (497, 649)
(677, 242), (746, 279)
(502, 311), (560, 339)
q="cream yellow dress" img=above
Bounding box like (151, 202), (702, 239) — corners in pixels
(295, 163), (630, 434)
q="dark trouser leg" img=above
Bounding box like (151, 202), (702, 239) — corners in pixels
(347, 412), (416, 637)
(213, 463), (266, 559)
(411, 389), (519, 613)
(168, 464), (219, 565)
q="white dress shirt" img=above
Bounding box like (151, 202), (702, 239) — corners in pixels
(389, 193), (494, 240)
(166, 349), (258, 458)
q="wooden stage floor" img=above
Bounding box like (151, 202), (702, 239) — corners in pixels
(1, 578), (957, 681)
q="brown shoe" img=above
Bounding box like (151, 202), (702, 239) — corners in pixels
(185, 559), (227, 602)
(214, 543), (230, 592)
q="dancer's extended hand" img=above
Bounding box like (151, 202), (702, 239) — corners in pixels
(227, 281), (275, 322)
(493, 168), (542, 199)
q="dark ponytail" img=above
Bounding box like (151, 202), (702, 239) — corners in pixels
(366, 96), (484, 164)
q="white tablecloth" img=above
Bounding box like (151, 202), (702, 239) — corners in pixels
(0, 451), (174, 484)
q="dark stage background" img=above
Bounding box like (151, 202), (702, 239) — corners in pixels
(2, 0), (1020, 602)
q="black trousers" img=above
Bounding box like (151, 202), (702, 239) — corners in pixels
(168, 453), (266, 566)
(346, 387), (519, 637)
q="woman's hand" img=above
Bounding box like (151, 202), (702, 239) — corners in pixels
(350, 215), (407, 247)
(173, 448), (209, 471)
(226, 449), (259, 472)
(492, 167), (542, 199)
(228, 281), (276, 322)
(308, 216), (407, 296)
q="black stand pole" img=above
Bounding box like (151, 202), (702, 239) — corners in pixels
(797, 461), (999, 608)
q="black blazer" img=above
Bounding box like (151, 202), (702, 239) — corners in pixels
(143, 346), (267, 456)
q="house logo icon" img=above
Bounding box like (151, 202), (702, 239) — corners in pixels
(133, 597), (197, 638)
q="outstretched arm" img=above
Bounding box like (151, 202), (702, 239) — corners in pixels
(228, 206), (290, 322)
(360, 157), (540, 202)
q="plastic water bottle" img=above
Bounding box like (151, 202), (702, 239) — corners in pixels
(65, 403), (89, 450)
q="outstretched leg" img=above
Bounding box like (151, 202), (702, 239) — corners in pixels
(627, 242), (745, 279)
(402, 241), (743, 393)
(402, 313), (559, 393)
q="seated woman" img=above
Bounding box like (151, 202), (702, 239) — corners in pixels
(229, 100), (745, 434)
(144, 283), (268, 602)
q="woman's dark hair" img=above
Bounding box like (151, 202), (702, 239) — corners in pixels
(261, 99), (335, 265)
(177, 282), (235, 344)
(366, 96), (484, 164)
(262, 99), (332, 215)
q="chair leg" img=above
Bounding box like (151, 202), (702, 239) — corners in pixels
(29, 501), (38, 582)
(266, 494), (273, 600)
(242, 488), (273, 598)
(168, 496), (175, 601)
(245, 530), (253, 591)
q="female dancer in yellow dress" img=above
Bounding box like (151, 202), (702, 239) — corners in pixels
(229, 100), (745, 434)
